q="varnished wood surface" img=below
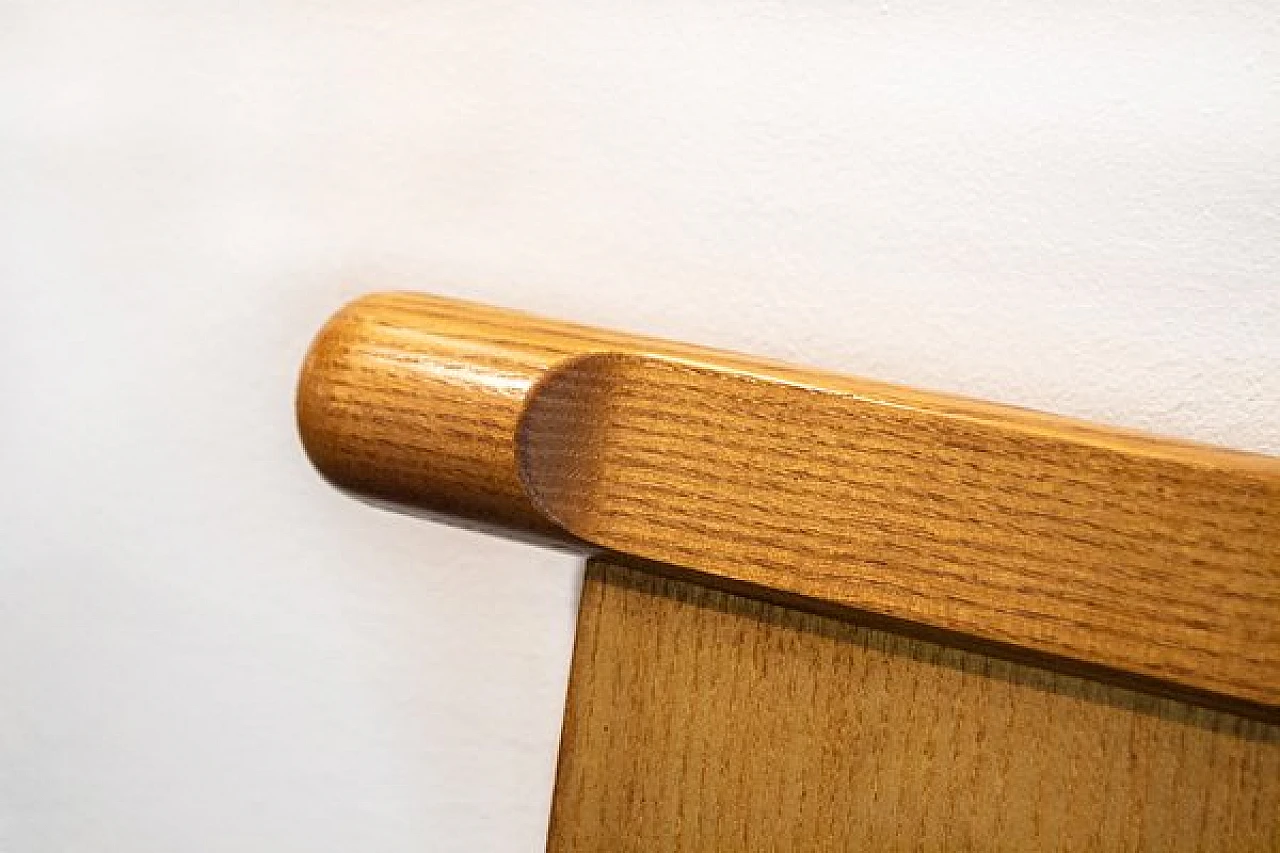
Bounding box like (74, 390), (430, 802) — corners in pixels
(297, 292), (1280, 710)
(522, 354), (1280, 711)
(547, 559), (1280, 852)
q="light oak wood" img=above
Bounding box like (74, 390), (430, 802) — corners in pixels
(547, 558), (1280, 852)
(297, 292), (1280, 712)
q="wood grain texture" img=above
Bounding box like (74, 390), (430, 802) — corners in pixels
(297, 292), (1280, 710)
(547, 558), (1280, 853)
(521, 354), (1280, 711)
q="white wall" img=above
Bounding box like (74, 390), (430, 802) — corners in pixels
(2, 1), (1276, 850)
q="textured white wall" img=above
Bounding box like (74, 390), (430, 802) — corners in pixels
(2, 1), (1277, 850)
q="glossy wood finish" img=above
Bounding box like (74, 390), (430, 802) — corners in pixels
(547, 558), (1280, 852)
(297, 292), (1280, 710)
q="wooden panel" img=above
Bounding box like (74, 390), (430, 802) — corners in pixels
(547, 559), (1280, 852)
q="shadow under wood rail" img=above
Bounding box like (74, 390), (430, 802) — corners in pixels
(296, 291), (1280, 717)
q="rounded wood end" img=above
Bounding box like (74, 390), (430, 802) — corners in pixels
(295, 292), (575, 542)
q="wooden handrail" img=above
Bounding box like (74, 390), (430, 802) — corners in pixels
(297, 291), (1280, 713)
